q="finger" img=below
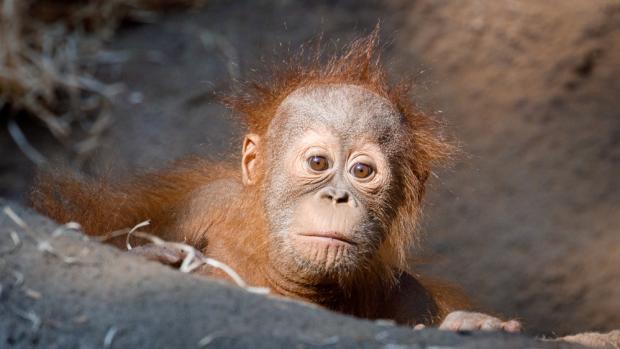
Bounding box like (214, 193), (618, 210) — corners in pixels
(479, 317), (503, 331)
(501, 320), (522, 333)
(459, 316), (488, 331)
(439, 318), (463, 331)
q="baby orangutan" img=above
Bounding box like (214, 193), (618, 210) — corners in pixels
(32, 31), (520, 332)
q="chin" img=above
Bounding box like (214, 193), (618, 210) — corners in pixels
(290, 234), (362, 276)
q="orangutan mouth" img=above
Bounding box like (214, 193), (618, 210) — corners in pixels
(296, 231), (356, 245)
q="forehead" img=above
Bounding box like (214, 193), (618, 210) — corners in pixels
(268, 84), (403, 142)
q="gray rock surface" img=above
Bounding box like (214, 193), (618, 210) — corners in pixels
(0, 199), (578, 348)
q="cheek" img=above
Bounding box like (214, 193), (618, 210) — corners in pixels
(264, 164), (294, 206)
(264, 198), (293, 236)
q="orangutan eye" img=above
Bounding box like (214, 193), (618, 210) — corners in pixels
(308, 155), (329, 171)
(351, 162), (373, 178)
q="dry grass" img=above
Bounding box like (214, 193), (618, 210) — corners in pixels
(100, 220), (270, 294)
(0, 0), (205, 165)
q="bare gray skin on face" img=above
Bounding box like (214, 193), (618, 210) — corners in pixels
(268, 84), (404, 153)
(263, 84), (407, 279)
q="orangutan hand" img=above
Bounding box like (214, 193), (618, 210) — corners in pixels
(439, 311), (521, 332)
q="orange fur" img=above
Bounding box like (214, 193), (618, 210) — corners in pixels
(31, 158), (233, 245)
(31, 29), (463, 326)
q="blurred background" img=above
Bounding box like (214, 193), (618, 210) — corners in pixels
(0, 0), (618, 336)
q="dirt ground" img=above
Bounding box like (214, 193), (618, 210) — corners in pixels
(402, 0), (620, 335)
(1, 0), (619, 338)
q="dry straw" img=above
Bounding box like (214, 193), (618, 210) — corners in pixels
(0, 0), (204, 165)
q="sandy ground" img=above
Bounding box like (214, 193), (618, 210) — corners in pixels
(0, 0), (618, 338)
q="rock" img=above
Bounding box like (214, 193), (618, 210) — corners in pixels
(0, 199), (579, 348)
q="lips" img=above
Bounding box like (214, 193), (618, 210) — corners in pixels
(297, 231), (355, 245)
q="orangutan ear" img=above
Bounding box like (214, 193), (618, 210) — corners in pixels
(241, 134), (261, 185)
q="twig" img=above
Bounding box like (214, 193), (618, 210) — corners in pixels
(11, 305), (41, 332)
(51, 222), (82, 237)
(103, 326), (119, 349)
(3, 206), (81, 264)
(3, 206), (29, 231)
(12, 270), (24, 287)
(36, 240), (79, 264)
(125, 220), (151, 251)
(100, 222), (270, 295)
(198, 330), (226, 347)
(0, 231), (22, 255)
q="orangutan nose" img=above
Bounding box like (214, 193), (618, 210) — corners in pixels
(318, 187), (356, 207)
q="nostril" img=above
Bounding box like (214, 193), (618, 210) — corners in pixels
(335, 191), (349, 204)
(319, 188), (336, 201)
(318, 187), (351, 205)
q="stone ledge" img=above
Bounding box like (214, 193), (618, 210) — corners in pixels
(0, 199), (579, 348)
